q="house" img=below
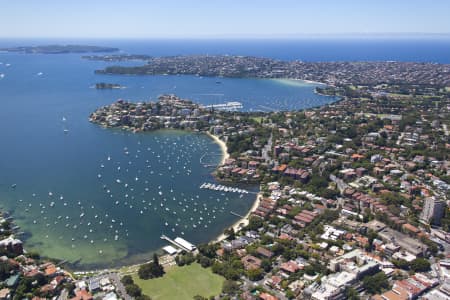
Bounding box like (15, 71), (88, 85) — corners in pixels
(44, 264), (58, 277)
(0, 237), (23, 255)
(0, 288), (10, 300)
(241, 255), (262, 270)
(402, 223), (420, 236)
(265, 275), (282, 290)
(259, 292), (278, 300)
(256, 247), (274, 259)
(281, 261), (301, 274)
(70, 289), (93, 300)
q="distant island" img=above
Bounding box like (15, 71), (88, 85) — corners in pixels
(95, 82), (125, 89)
(90, 54), (450, 87)
(0, 45), (119, 54)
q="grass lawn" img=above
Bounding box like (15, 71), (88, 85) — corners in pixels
(132, 263), (225, 300)
(251, 116), (264, 124)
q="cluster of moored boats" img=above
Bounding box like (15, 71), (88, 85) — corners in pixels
(12, 133), (248, 258)
(200, 182), (248, 194)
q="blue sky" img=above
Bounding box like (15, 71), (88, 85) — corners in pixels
(1, 0), (449, 38)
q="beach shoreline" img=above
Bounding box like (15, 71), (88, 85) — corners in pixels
(273, 77), (328, 87)
(206, 132), (230, 166)
(212, 193), (261, 243)
(205, 131), (261, 244)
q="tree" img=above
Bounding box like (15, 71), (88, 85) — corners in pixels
(261, 259), (272, 272)
(198, 256), (212, 268)
(224, 227), (235, 240)
(304, 265), (316, 276)
(138, 255), (165, 279)
(125, 284), (142, 297)
(247, 268), (263, 281)
(152, 253), (159, 266)
(197, 243), (218, 259)
(0, 261), (12, 281)
(285, 289), (296, 299)
(363, 272), (389, 294)
(176, 252), (196, 266)
(410, 258), (431, 272)
(121, 275), (134, 285)
(345, 287), (360, 300)
(247, 216), (263, 231)
(392, 259), (410, 270)
(222, 280), (239, 295)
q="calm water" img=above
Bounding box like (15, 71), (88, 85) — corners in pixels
(0, 38), (446, 269)
(2, 38), (450, 62)
(0, 44), (338, 269)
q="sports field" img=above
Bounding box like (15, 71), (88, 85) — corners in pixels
(132, 263), (224, 300)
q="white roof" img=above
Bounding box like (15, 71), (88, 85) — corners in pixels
(163, 245), (178, 255)
(174, 237), (196, 251)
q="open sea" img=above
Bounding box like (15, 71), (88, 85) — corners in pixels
(0, 38), (448, 269)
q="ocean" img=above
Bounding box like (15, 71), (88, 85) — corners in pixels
(2, 37), (450, 63)
(0, 38), (448, 269)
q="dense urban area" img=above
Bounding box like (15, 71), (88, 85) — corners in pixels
(1, 55), (450, 300)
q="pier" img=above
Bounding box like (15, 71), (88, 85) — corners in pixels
(200, 182), (249, 194)
(203, 101), (243, 111)
(199, 153), (222, 168)
(160, 234), (196, 252)
(230, 211), (245, 218)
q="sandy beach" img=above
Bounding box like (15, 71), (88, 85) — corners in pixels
(206, 132), (230, 165)
(212, 193), (261, 243)
(301, 79), (327, 85)
(205, 131), (261, 243)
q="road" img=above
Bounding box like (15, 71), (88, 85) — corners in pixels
(443, 124), (449, 136)
(108, 272), (132, 300)
(241, 270), (288, 300)
(261, 132), (273, 164)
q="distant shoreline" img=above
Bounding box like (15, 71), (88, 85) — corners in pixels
(0, 45), (119, 54)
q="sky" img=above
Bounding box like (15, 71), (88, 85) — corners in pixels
(0, 0), (449, 38)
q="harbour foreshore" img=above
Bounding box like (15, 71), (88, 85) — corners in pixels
(206, 132), (230, 166)
(206, 131), (260, 243)
(212, 193), (261, 243)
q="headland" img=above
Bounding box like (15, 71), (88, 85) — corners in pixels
(89, 54), (450, 87)
(0, 44), (119, 54)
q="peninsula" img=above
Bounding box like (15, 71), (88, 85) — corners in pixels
(90, 54), (450, 87)
(0, 45), (119, 54)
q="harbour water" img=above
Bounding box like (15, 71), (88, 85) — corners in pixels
(0, 38), (446, 269)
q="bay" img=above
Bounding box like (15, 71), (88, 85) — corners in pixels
(0, 48), (337, 269)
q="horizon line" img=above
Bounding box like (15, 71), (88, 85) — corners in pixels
(1, 32), (450, 40)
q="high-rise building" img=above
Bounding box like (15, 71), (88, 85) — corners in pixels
(421, 197), (445, 225)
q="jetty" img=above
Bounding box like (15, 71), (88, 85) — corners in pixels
(200, 182), (249, 194)
(199, 153), (222, 168)
(160, 234), (196, 252)
(202, 101), (243, 111)
(230, 211), (245, 218)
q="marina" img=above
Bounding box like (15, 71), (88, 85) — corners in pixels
(202, 101), (243, 111)
(200, 182), (249, 194)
